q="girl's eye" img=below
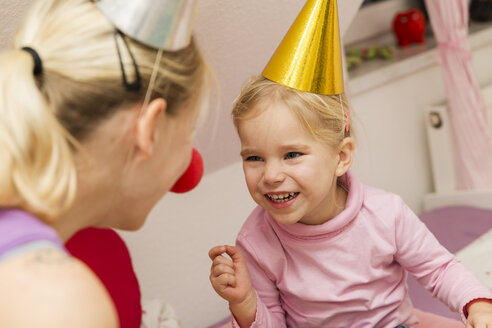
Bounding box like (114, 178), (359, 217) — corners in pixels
(285, 152), (303, 160)
(245, 155), (263, 162)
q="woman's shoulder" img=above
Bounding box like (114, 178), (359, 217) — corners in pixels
(0, 247), (118, 328)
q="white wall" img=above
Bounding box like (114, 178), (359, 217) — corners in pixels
(0, 1), (31, 51)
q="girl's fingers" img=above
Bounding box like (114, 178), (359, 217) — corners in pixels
(225, 246), (251, 279)
(212, 254), (233, 267)
(212, 272), (237, 289)
(466, 322), (484, 328)
(225, 245), (244, 264)
(210, 254), (234, 274)
(208, 245), (227, 260)
(211, 263), (235, 277)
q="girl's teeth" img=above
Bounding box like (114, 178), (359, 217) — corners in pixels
(267, 192), (298, 202)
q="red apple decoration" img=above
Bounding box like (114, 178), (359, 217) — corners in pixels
(393, 9), (426, 47)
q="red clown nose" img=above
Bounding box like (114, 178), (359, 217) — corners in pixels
(171, 148), (204, 193)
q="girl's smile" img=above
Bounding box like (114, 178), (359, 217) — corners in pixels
(265, 192), (300, 209)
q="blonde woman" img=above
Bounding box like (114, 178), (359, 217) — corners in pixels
(0, 0), (209, 327)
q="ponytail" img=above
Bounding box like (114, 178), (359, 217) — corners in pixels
(0, 49), (77, 220)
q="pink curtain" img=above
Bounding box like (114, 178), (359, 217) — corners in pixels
(424, 0), (492, 189)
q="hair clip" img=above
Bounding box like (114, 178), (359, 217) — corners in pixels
(113, 29), (142, 92)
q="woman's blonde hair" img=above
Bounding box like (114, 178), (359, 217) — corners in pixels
(232, 76), (353, 148)
(0, 0), (208, 220)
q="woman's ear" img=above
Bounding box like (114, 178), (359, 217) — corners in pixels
(136, 98), (167, 159)
(336, 137), (355, 177)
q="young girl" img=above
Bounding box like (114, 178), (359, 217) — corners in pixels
(208, 75), (492, 327)
(0, 0), (208, 326)
(210, 0), (492, 325)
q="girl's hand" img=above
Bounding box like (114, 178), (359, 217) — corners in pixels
(466, 300), (492, 328)
(209, 245), (255, 304)
(209, 245), (257, 327)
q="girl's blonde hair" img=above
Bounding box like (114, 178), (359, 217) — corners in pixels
(0, 0), (208, 220)
(232, 76), (353, 148)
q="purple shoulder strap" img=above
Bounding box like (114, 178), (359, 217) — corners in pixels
(0, 208), (64, 257)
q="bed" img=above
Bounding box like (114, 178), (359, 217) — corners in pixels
(407, 205), (492, 320)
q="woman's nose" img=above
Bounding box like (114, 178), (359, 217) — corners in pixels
(263, 161), (285, 184)
(171, 148), (204, 193)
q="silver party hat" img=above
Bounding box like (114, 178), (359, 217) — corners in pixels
(96, 0), (198, 50)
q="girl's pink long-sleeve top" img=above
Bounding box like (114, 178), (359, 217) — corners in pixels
(232, 172), (492, 327)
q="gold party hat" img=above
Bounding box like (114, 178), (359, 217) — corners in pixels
(262, 0), (344, 95)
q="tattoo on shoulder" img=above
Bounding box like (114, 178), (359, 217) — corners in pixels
(27, 248), (72, 266)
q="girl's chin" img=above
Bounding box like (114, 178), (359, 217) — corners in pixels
(270, 214), (302, 225)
